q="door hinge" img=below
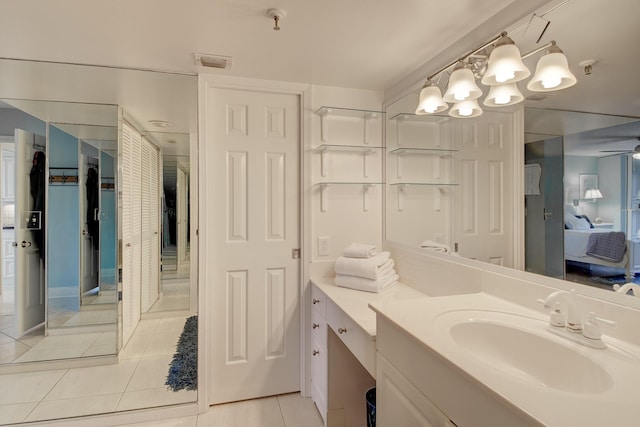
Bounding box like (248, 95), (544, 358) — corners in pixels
(292, 248), (301, 259)
(454, 242), (459, 252)
(117, 291), (123, 302)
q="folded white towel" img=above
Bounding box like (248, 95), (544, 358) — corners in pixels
(420, 240), (452, 253)
(342, 243), (378, 258)
(335, 273), (399, 293)
(334, 251), (391, 280)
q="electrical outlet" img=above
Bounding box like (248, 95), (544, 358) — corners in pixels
(317, 236), (330, 256)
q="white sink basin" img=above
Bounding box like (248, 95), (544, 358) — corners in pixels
(436, 310), (613, 394)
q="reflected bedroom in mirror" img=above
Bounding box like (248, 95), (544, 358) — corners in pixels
(384, 0), (640, 299)
(0, 58), (198, 425)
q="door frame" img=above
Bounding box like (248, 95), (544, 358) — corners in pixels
(197, 75), (311, 411)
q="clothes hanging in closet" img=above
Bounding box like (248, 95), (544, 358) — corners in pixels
(30, 150), (46, 261)
(86, 167), (100, 249)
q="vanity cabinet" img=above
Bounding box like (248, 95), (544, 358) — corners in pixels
(310, 281), (377, 427)
(375, 315), (539, 427)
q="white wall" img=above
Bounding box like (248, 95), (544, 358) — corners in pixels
(598, 155), (625, 229)
(309, 85), (384, 262)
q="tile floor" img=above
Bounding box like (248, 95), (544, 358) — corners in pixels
(117, 393), (324, 427)
(0, 315), (195, 424)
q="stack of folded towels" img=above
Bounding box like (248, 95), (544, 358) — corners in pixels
(334, 243), (398, 293)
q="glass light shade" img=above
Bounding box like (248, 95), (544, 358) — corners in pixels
(527, 51), (577, 92)
(584, 188), (603, 199)
(449, 99), (483, 118)
(481, 43), (530, 85)
(483, 83), (524, 107)
(443, 68), (482, 103)
(633, 152), (640, 160)
(415, 85), (448, 115)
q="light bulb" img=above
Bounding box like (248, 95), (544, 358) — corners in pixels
(454, 90), (470, 101)
(542, 76), (562, 89)
(494, 94), (511, 105)
(424, 105), (437, 113)
(458, 106), (473, 116)
(495, 70), (515, 83)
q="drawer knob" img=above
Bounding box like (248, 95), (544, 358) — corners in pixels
(313, 349), (320, 356)
(338, 327), (347, 334)
(312, 298), (320, 304)
(312, 323), (320, 329)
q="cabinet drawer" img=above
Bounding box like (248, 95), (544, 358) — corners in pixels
(310, 340), (328, 399)
(311, 283), (327, 317)
(327, 300), (376, 378)
(311, 307), (328, 349)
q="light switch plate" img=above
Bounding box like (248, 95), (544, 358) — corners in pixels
(317, 236), (330, 256)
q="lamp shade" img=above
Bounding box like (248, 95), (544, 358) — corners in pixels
(527, 46), (577, 92)
(415, 84), (448, 115)
(481, 39), (530, 85)
(584, 188), (603, 199)
(483, 83), (524, 107)
(449, 99), (483, 118)
(443, 67), (482, 103)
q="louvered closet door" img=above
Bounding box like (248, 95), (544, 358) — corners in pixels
(141, 137), (159, 313)
(121, 122), (142, 346)
(207, 87), (301, 404)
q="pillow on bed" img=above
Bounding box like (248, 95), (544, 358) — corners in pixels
(574, 214), (595, 228)
(567, 215), (591, 230)
(564, 211), (577, 229)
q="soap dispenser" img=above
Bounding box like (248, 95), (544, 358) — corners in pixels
(549, 302), (564, 327)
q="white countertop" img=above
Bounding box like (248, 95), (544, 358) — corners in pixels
(311, 278), (430, 338)
(369, 292), (640, 427)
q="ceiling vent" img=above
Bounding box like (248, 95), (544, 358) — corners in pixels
(194, 53), (232, 70)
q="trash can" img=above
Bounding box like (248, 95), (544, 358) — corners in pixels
(365, 387), (376, 427)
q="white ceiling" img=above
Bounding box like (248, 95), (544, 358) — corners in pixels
(0, 0), (637, 157)
(0, 0), (547, 92)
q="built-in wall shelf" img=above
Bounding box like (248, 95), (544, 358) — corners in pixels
(389, 183), (458, 187)
(390, 182), (457, 212)
(315, 106), (384, 119)
(389, 147), (457, 155)
(389, 147), (456, 180)
(389, 112), (450, 122)
(315, 106), (384, 144)
(315, 182), (382, 213)
(315, 144), (383, 178)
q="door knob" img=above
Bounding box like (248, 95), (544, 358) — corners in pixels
(338, 327), (347, 334)
(312, 350), (320, 356)
(312, 323), (320, 329)
(11, 242), (17, 247)
(21, 241), (32, 248)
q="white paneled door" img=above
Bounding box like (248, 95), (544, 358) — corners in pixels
(454, 113), (514, 267)
(207, 87), (300, 404)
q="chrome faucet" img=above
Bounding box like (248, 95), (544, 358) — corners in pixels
(613, 282), (640, 297)
(543, 290), (582, 333)
(539, 289), (616, 349)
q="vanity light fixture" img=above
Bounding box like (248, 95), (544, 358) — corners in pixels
(414, 30), (577, 118)
(481, 35), (530, 85)
(442, 62), (483, 103)
(415, 80), (449, 115)
(449, 99), (483, 118)
(633, 145), (640, 159)
(526, 42), (577, 92)
(483, 83), (524, 107)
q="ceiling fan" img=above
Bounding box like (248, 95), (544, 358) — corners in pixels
(599, 137), (640, 157)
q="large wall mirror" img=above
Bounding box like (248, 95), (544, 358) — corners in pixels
(385, 0), (640, 302)
(0, 59), (198, 424)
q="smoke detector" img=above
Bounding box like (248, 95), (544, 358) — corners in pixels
(193, 53), (233, 70)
